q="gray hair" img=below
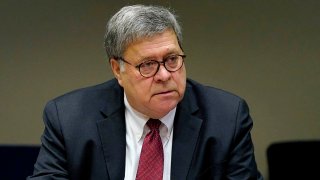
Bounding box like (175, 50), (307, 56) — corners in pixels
(104, 4), (183, 60)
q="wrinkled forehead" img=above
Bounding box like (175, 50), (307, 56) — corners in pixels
(123, 28), (181, 54)
(123, 29), (181, 58)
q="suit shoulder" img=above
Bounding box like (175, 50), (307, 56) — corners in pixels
(184, 79), (251, 126)
(186, 79), (243, 103)
(49, 79), (120, 104)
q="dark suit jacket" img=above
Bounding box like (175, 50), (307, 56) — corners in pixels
(28, 78), (263, 180)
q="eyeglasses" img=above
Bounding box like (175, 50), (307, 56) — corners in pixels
(117, 54), (186, 78)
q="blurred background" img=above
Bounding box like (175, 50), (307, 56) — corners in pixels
(1, 0), (319, 179)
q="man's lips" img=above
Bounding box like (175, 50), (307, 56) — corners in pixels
(154, 90), (175, 95)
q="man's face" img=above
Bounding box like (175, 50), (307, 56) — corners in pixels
(111, 29), (186, 119)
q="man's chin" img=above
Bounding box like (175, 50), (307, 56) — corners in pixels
(149, 103), (177, 118)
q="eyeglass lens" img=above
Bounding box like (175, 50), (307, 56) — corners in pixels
(139, 55), (184, 77)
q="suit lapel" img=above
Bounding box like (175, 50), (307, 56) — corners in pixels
(171, 84), (203, 179)
(96, 80), (126, 179)
(97, 110), (126, 180)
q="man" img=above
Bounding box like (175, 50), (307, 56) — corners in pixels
(28, 5), (263, 180)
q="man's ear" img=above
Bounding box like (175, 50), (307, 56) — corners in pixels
(110, 58), (122, 83)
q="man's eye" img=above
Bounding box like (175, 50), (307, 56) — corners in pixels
(166, 55), (178, 63)
(141, 61), (157, 68)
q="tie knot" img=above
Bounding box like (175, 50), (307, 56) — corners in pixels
(147, 119), (161, 130)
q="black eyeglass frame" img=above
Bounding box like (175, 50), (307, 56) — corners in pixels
(116, 54), (186, 78)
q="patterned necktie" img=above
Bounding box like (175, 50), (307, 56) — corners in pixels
(136, 119), (164, 180)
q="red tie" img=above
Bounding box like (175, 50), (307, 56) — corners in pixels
(136, 119), (164, 180)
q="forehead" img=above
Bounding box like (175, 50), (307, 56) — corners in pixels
(123, 29), (181, 61)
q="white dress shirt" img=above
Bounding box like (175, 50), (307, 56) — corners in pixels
(123, 94), (175, 180)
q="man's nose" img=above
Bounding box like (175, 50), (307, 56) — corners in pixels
(154, 64), (171, 81)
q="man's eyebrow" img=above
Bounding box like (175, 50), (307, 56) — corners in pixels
(137, 48), (182, 63)
(139, 51), (181, 61)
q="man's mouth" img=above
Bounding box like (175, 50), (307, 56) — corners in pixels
(153, 90), (177, 98)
